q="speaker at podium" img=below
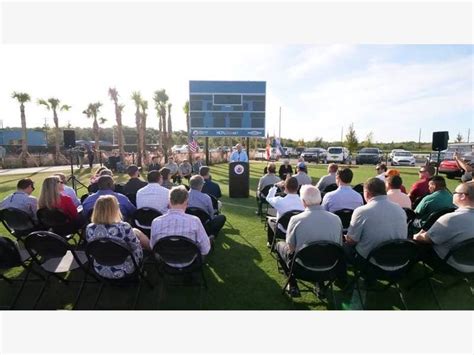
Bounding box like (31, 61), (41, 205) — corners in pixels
(229, 162), (249, 198)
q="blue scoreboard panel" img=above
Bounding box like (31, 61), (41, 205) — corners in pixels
(189, 80), (266, 137)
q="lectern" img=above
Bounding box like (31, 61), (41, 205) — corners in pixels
(229, 162), (249, 198)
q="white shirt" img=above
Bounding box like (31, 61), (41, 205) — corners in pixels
(266, 186), (304, 220)
(62, 185), (81, 207)
(136, 183), (169, 214)
(376, 173), (386, 181)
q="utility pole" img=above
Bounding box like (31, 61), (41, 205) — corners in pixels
(0, 120), (3, 129)
(341, 126), (344, 145)
(468, 128), (471, 142)
(418, 128), (421, 149)
(278, 107), (281, 140)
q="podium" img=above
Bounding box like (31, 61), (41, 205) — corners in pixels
(229, 162), (249, 198)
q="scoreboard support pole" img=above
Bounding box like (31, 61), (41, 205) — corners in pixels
(205, 137), (210, 166)
(246, 137), (250, 159)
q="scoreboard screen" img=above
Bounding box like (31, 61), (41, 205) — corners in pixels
(189, 80), (266, 137)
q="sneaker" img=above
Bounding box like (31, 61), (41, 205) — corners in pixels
(266, 242), (272, 248)
(286, 284), (301, 298)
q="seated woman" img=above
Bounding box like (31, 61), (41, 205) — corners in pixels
(86, 195), (150, 279)
(159, 167), (173, 189)
(38, 176), (80, 223)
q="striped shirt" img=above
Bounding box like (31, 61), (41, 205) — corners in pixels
(136, 183), (169, 214)
(0, 191), (38, 222)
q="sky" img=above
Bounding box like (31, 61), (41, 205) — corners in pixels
(1, 44), (472, 143)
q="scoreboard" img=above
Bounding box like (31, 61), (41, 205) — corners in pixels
(189, 80), (266, 137)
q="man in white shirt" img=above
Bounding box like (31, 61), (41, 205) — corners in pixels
(229, 143), (249, 163)
(375, 163), (387, 181)
(136, 170), (169, 214)
(386, 175), (411, 209)
(266, 177), (304, 247)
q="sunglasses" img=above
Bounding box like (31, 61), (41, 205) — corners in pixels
(453, 191), (468, 195)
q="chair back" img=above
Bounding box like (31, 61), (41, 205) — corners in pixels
(290, 241), (346, 282)
(85, 239), (133, 267)
(366, 239), (418, 273)
(0, 236), (22, 268)
(0, 208), (37, 238)
(445, 238), (474, 268)
(259, 184), (274, 199)
(132, 208), (162, 235)
(80, 194), (89, 204)
(126, 193), (137, 207)
(185, 207), (211, 227)
(277, 210), (302, 231)
(353, 183), (366, 203)
(421, 208), (456, 231)
(206, 194), (219, 211)
(403, 208), (417, 224)
(24, 231), (71, 260)
(37, 208), (74, 236)
(333, 209), (353, 230)
(323, 183), (338, 193)
(153, 236), (201, 267)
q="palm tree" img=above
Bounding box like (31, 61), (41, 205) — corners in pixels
(11, 91), (31, 167)
(83, 102), (103, 161)
(183, 101), (191, 161)
(167, 103), (173, 149)
(131, 91), (143, 166)
(37, 98), (71, 164)
(153, 89), (169, 156)
(108, 88), (125, 162)
(140, 100), (148, 164)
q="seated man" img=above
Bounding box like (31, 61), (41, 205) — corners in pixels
(275, 185), (344, 297)
(322, 168), (364, 213)
(316, 163), (338, 192)
(414, 175), (455, 227)
(293, 162), (312, 186)
(408, 165), (435, 206)
(148, 155), (162, 172)
(414, 181), (474, 272)
(150, 186), (211, 267)
(164, 157), (179, 183)
(188, 175), (227, 238)
(256, 163), (281, 215)
(266, 177), (304, 247)
(385, 169), (407, 193)
(0, 178), (38, 222)
(178, 159), (193, 183)
(123, 165), (148, 195)
(136, 170), (169, 214)
(386, 175), (411, 209)
(375, 163), (387, 181)
(54, 173), (81, 208)
(278, 159), (293, 181)
(199, 166), (222, 199)
(345, 178), (407, 264)
(83, 175), (136, 220)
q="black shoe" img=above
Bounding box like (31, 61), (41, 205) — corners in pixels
(286, 284), (301, 298)
(314, 282), (328, 299)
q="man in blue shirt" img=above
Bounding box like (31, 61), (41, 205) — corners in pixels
(229, 143), (249, 163)
(322, 167), (364, 213)
(199, 166), (222, 199)
(83, 175), (136, 220)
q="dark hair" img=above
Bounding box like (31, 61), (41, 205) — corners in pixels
(364, 177), (386, 197)
(429, 175), (446, 190)
(199, 166), (210, 177)
(98, 175), (115, 190)
(159, 167), (171, 180)
(376, 163), (387, 172)
(17, 178), (34, 190)
(147, 170), (161, 183)
(386, 175), (403, 189)
(337, 168), (353, 184)
(421, 165), (436, 177)
(285, 177), (299, 193)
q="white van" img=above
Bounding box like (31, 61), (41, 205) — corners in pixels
(326, 146), (350, 163)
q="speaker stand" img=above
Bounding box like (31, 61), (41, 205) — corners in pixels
(67, 149), (88, 194)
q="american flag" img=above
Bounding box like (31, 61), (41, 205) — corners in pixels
(188, 137), (199, 152)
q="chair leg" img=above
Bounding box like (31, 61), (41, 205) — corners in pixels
(354, 276), (365, 310)
(395, 283), (408, 310)
(93, 283), (105, 310)
(72, 275), (88, 310)
(428, 278), (442, 310)
(330, 282), (338, 310)
(33, 276), (50, 309)
(9, 269), (31, 310)
(201, 270), (208, 289)
(281, 277), (290, 295)
(132, 281), (142, 310)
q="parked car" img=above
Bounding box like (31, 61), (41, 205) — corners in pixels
(390, 150), (416, 166)
(427, 150), (447, 167)
(389, 149), (406, 161)
(171, 144), (188, 154)
(439, 152), (473, 179)
(356, 147), (383, 165)
(300, 148), (327, 163)
(326, 146), (350, 164)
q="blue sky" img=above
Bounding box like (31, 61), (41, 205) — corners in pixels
(1, 44), (472, 143)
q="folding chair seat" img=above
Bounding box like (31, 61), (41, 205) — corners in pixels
(23, 231), (90, 309)
(36, 208), (79, 239)
(131, 207), (162, 237)
(85, 239), (154, 309)
(0, 208), (39, 241)
(281, 241), (346, 308)
(352, 239), (418, 310)
(0, 236), (44, 309)
(185, 207), (212, 235)
(269, 210), (303, 251)
(333, 209), (353, 234)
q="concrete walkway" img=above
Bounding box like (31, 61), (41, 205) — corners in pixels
(0, 164), (101, 176)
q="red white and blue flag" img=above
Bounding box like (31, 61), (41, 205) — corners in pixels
(188, 137), (199, 152)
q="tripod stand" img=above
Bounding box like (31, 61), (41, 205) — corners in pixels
(67, 148), (88, 194)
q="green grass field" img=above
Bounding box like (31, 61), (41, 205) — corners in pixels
(0, 162), (472, 310)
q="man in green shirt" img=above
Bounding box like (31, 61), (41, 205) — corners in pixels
(415, 175), (455, 226)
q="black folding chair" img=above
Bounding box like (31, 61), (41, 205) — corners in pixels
(126, 193), (137, 207)
(0, 208), (39, 241)
(206, 193), (220, 215)
(321, 183), (338, 199)
(418, 238), (474, 310)
(185, 207), (212, 235)
(403, 208), (417, 225)
(420, 208), (457, 231)
(36, 208), (79, 239)
(333, 209), (353, 233)
(23, 231), (90, 309)
(85, 239), (153, 309)
(80, 194), (89, 204)
(131, 207), (162, 237)
(0, 236), (45, 309)
(352, 239), (418, 310)
(153, 236), (207, 306)
(256, 184), (273, 220)
(269, 210), (303, 252)
(282, 241), (346, 308)
(352, 183), (366, 204)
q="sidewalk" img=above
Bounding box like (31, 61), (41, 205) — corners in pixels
(0, 164), (101, 176)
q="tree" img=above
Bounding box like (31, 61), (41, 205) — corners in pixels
(131, 91), (143, 166)
(11, 91), (31, 167)
(140, 99), (148, 164)
(37, 98), (71, 164)
(455, 132), (463, 143)
(83, 102), (103, 161)
(183, 101), (191, 161)
(167, 103), (173, 148)
(345, 123), (358, 155)
(153, 89), (169, 157)
(363, 131), (374, 147)
(108, 88), (125, 161)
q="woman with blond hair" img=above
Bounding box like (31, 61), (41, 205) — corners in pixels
(85, 195), (150, 279)
(38, 175), (79, 222)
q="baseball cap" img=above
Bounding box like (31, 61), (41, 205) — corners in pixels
(385, 169), (400, 177)
(126, 165), (141, 175)
(297, 162), (306, 169)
